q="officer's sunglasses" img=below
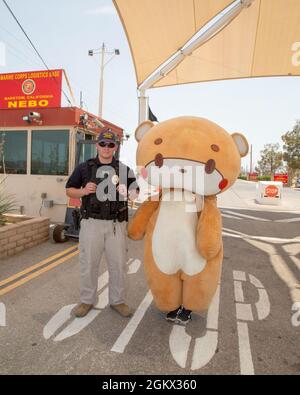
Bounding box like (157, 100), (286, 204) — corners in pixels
(98, 141), (116, 148)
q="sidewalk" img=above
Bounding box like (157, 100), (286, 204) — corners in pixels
(218, 180), (300, 213)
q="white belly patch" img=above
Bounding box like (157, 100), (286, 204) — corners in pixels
(152, 190), (206, 276)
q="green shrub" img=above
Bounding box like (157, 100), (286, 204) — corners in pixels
(238, 175), (247, 180)
(257, 175), (271, 181)
(0, 178), (17, 226)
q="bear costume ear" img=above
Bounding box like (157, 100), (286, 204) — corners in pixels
(231, 133), (249, 158)
(135, 121), (154, 142)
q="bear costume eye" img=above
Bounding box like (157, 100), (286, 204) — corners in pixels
(211, 144), (220, 152)
(154, 138), (163, 145)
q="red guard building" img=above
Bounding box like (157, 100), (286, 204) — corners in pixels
(0, 70), (124, 222)
(0, 107), (123, 222)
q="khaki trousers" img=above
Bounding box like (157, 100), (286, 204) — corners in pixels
(79, 218), (127, 305)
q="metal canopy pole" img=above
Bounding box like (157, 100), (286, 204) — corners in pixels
(137, 0), (255, 123)
(138, 89), (149, 124)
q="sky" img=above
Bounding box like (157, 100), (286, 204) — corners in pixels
(0, 0), (300, 172)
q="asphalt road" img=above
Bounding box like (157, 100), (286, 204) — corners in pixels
(0, 195), (299, 374)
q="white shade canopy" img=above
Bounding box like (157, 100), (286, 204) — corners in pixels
(114, 0), (300, 88)
(113, 0), (235, 85)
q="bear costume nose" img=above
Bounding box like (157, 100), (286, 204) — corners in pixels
(205, 159), (216, 174)
(140, 167), (148, 179)
(155, 153), (164, 168)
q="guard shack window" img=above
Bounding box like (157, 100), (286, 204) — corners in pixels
(76, 131), (97, 165)
(0, 131), (27, 174)
(31, 130), (69, 175)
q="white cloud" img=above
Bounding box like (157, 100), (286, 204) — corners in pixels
(86, 5), (116, 16)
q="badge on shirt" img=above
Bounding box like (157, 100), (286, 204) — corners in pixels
(112, 175), (119, 185)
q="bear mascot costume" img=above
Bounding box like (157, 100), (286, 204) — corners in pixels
(127, 116), (248, 324)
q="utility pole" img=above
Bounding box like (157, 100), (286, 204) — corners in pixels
(250, 144), (253, 174)
(88, 43), (120, 119)
(80, 91), (83, 109)
(270, 148), (274, 180)
(99, 43), (105, 118)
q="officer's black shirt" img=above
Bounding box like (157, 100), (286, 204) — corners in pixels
(65, 156), (137, 191)
(66, 156), (139, 221)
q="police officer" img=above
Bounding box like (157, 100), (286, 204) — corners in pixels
(66, 129), (139, 318)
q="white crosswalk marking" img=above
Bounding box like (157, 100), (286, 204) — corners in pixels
(169, 326), (192, 369)
(233, 271), (247, 281)
(191, 331), (218, 371)
(43, 258), (140, 342)
(169, 285), (221, 371)
(54, 309), (102, 342)
(222, 214), (243, 220)
(127, 259), (141, 274)
(282, 244), (300, 271)
(222, 210), (270, 222)
(191, 285), (220, 371)
(249, 274), (264, 288)
(234, 281), (245, 303)
(275, 217), (300, 223)
(222, 209), (300, 224)
(236, 303), (254, 321)
(111, 290), (153, 353)
(237, 322), (254, 375)
(233, 271), (270, 375)
(255, 289), (270, 320)
(223, 227), (300, 244)
(245, 239), (300, 304)
(43, 304), (76, 340)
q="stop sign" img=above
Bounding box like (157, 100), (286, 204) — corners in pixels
(265, 185), (279, 197)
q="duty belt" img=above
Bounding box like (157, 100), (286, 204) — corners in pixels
(82, 212), (118, 220)
(80, 205), (127, 221)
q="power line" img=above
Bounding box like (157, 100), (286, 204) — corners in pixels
(2, 0), (49, 69)
(2, 0), (73, 106)
(7, 46), (40, 69)
(0, 24), (38, 57)
(5, 38), (42, 68)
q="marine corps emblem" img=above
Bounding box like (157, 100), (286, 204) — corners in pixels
(22, 79), (36, 95)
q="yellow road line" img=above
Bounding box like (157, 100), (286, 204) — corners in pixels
(0, 245), (78, 288)
(0, 250), (79, 297)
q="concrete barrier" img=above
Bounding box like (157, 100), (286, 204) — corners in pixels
(256, 181), (283, 206)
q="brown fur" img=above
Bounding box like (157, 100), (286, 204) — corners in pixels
(128, 117), (248, 312)
(128, 195), (222, 311)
